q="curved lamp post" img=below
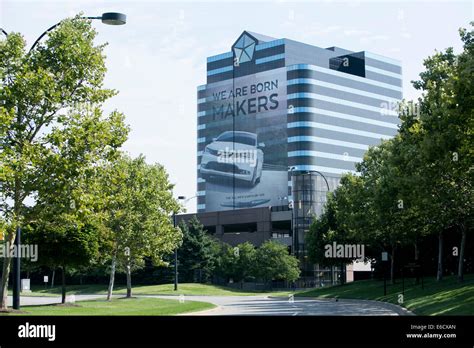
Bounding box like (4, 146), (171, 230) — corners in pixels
(288, 166), (330, 192)
(30, 13), (126, 52)
(2, 12), (126, 310)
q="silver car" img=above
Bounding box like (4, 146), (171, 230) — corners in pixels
(200, 131), (264, 186)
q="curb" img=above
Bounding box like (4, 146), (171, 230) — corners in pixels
(178, 305), (223, 316)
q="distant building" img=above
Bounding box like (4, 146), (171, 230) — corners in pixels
(179, 30), (402, 280)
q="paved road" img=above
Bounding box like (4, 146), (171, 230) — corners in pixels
(9, 294), (411, 316)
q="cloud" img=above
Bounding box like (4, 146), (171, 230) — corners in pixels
(344, 29), (370, 36)
(360, 34), (390, 44)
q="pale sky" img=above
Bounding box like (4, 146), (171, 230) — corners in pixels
(1, 0), (472, 212)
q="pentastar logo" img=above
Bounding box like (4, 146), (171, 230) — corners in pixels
(233, 33), (256, 64)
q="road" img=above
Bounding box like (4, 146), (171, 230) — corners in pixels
(8, 294), (412, 316)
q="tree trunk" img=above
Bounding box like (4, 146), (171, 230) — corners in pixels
(61, 266), (66, 304)
(1, 177), (23, 309)
(126, 259), (132, 298)
(457, 225), (466, 283)
(340, 262), (345, 285)
(0, 232), (16, 309)
(390, 244), (396, 285)
(107, 253), (117, 301)
(437, 231), (443, 281)
(51, 269), (55, 289)
(414, 242), (420, 284)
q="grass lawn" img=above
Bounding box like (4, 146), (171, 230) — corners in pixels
(13, 283), (292, 297)
(1, 297), (215, 316)
(296, 273), (474, 315)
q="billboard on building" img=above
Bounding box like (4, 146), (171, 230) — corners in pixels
(199, 67), (288, 211)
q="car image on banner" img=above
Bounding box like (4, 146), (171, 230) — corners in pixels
(198, 66), (288, 212)
(200, 131), (264, 187)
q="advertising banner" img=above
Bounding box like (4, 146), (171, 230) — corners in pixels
(199, 67), (288, 211)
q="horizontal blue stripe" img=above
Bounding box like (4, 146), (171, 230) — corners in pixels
(255, 53), (284, 64)
(207, 52), (232, 63)
(256, 39), (285, 51)
(207, 66), (233, 76)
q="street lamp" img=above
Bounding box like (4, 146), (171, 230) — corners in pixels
(289, 166), (330, 191)
(2, 12), (126, 311)
(173, 195), (198, 291)
(29, 13), (127, 53)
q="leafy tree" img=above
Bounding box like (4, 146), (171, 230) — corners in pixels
(306, 185), (365, 284)
(177, 217), (219, 283)
(253, 241), (300, 284)
(356, 141), (419, 283)
(100, 155), (181, 299)
(408, 23), (473, 281)
(215, 242), (256, 283)
(24, 222), (103, 303)
(0, 15), (126, 309)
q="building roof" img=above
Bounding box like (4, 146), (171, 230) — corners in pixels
(244, 31), (277, 44)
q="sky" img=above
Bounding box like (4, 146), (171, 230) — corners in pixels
(1, 0), (472, 212)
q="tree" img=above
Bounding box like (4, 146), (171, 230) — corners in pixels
(306, 184), (365, 284)
(409, 23), (473, 281)
(356, 141), (418, 283)
(216, 242), (257, 283)
(0, 15), (124, 309)
(101, 154), (181, 300)
(253, 241), (300, 284)
(177, 217), (219, 283)
(24, 222), (103, 303)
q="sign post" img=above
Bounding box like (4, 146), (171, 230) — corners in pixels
(381, 252), (388, 296)
(44, 276), (49, 290)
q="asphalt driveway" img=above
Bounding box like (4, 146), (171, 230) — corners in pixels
(8, 294), (412, 316)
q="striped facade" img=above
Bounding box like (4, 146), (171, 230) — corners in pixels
(197, 31), (402, 213)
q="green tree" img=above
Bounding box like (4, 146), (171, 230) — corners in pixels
(253, 241), (300, 284)
(409, 24), (473, 281)
(101, 155), (181, 299)
(306, 187), (364, 284)
(0, 15), (125, 309)
(356, 141), (417, 283)
(24, 222), (104, 303)
(177, 217), (219, 283)
(216, 242), (257, 283)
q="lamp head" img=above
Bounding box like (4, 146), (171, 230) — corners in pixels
(101, 12), (127, 25)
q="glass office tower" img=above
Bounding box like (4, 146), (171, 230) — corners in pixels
(197, 30), (402, 212)
(196, 31), (402, 271)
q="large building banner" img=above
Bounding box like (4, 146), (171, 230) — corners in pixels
(199, 68), (288, 212)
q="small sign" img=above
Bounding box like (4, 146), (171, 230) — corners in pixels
(21, 279), (31, 292)
(66, 295), (76, 304)
(381, 252), (388, 261)
(44, 276), (49, 283)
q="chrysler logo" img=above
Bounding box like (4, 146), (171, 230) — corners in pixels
(233, 33), (256, 64)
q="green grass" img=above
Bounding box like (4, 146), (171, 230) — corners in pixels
(14, 283), (292, 297)
(296, 274), (474, 315)
(1, 297), (215, 316)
